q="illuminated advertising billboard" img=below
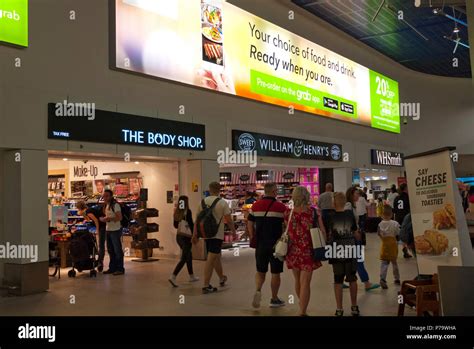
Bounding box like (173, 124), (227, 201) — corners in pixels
(0, 0), (28, 47)
(112, 0), (400, 133)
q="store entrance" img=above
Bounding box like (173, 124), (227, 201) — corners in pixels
(47, 153), (180, 275)
(355, 168), (405, 201)
(218, 164), (332, 249)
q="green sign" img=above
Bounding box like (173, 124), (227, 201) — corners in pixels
(369, 70), (400, 133)
(250, 70), (358, 119)
(0, 0), (28, 47)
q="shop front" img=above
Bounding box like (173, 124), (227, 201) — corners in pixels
(47, 156), (179, 267)
(353, 148), (406, 201)
(45, 103), (211, 274)
(216, 128), (344, 248)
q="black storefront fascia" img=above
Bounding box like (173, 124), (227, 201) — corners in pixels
(370, 149), (404, 167)
(232, 130), (342, 162)
(47, 103), (205, 151)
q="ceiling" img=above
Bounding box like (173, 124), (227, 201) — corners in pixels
(292, 0), (471, 78)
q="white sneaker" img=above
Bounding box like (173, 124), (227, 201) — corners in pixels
(252, 291), (262, 309)
(189, 275), (200, 282)
(168, 277), (178, 288)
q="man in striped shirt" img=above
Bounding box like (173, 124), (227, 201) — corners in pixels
(247, 182), (287, 309)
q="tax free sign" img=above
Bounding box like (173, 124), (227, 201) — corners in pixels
(47, 103), (206, 151)
(0, 0), (28, 47)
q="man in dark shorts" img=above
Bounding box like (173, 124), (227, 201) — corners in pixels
(327, 192), (361, 317)
(247, 182), (287, 308)
(193, 182), (236, 294)
(318, 182), (334, 233)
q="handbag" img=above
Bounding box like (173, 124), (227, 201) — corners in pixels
(274, 208), (293, 261)
(310, 207), (327, 261)
(250, 199), (275, 249)
(177, 211), (192, 237)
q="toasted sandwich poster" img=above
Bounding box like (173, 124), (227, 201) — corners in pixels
(405, 150), (471, 275)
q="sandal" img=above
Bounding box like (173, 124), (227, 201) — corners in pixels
(365, 283), (381, 291)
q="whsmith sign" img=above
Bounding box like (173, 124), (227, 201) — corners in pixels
(371, 149), (404, 167)
(232, 130), (342, 162)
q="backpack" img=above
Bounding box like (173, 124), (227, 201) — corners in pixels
(196, 198), (223, 238)
(89, 204), (105, 219)
(108, 202), (132, 228)
(399, 214), (413, 245)
(86, 204), (106, 230)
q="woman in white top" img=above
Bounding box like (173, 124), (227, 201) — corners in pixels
(355, 190), (371, 236)
(99, 189), (124, 275)
(387, 185), (399, 209)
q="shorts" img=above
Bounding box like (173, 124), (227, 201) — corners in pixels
(332, 259), (357, 284)
(205, 238), (223, 254)
(255, 246), (284, 274)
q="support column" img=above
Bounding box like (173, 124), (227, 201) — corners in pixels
(179, 159), (219, 211)
(0, 149), (4, 284)
(179, 159), (218, 260)
(467, 1), (474, 87)
(333, 167), (353, 193)
(2, 149), (49, 295)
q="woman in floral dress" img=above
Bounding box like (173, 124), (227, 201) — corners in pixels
(285, 186), (325, 316)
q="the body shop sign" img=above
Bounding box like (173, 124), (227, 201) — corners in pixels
(48, 103), (205, 151)
(371, 149), (404, 167)
(0, 0), (28, 47)
(232, 130), (342, 161)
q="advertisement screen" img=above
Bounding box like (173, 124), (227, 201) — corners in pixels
(113, 0), (400, 133)
(0, 0), (28, 47)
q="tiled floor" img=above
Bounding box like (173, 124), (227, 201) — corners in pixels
(0, 234), (420, 316)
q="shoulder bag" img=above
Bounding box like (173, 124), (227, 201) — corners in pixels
(310, 207), (327, 261)
(177, 210), (193, 237)
(274, 208), (293, 261)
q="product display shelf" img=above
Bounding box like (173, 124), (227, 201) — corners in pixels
(220, 183), (256, 200)
(130, 203), (160, 262)
(298, 168), (320, 206)
(48, 174), (66, 199)
(222, 206), (250, 249)
(273, 182), (299, 203)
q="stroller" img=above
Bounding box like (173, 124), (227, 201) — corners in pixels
(68, 230), (99, 278)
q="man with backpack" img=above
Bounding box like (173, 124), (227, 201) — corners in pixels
(100, 189), (125, 275)
(193, 182), (236, 294)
